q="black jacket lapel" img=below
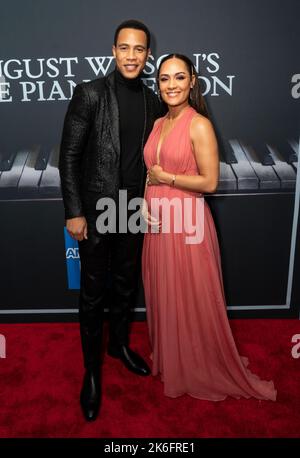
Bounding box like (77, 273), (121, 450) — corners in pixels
(105, 71), (120, 158)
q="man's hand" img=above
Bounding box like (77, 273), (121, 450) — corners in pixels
(66, 216), (88, 241)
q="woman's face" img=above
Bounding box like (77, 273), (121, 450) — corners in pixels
(158, 58), (195, 108)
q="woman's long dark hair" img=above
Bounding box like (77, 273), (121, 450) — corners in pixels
(157, 53), (209, 118)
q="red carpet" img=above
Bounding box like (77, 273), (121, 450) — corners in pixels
(0, 319), (300, 438)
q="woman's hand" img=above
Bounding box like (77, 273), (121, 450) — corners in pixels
(141, 197), (161, 231)
(148, 165), (164, 185)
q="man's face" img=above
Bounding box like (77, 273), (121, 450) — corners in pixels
(112, 28), (150, 79)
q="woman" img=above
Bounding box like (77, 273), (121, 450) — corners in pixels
(142, 54), (276, 401)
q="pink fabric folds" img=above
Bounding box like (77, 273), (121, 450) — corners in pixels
(142, 106), (276, 401)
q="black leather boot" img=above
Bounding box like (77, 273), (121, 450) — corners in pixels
(80, 367), (101, 421)
(108, 344), (150, 376)
(79, 326), (103, 421)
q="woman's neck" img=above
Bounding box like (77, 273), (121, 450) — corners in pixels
(167, 102), (190, 120)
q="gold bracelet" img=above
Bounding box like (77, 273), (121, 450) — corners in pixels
(171, 174), (176, 187)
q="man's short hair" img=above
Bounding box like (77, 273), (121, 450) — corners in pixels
(114, 19), (151, 49)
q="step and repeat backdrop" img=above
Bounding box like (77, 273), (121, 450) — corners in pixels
(0, 0), (299, 321)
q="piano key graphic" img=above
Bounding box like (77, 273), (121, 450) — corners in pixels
(276, 142), (298, 165)
(217, 140), (298, 192)
(289, 139), (299, 155)
(0, 151), (18, 172)
(0, 140), (298, 199)
(248, 143), (275, 166)
(18, 147), (44, 197)
(218, 160), (237, 191)
(266, 144), (296, 189)
(229, 140), (259, 190)
(239, 142), (280, 189)
(0, 150), (29, 198)
(0, 146), (61, 199)
(217, 139), (239, 190)
(39, 145), (61, 196)
(221, 140), (238, 164)
(35, 147), (51, 171)
(288, 139), (299, 171)
(0, 152), (17, 188)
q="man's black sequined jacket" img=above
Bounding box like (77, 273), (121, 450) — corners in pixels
(59, 70), (161, 219)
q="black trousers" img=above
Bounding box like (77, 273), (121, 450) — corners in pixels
(78, 189), (143, 369)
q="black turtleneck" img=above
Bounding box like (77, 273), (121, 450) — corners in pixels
(115, 69), (145, 191)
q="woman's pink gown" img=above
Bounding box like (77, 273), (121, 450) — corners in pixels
(142, 106), (277, 401)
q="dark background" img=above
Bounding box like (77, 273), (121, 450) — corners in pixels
(0, 0), (299, 321)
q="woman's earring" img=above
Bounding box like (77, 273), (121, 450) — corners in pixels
(157, 89), (161, 101)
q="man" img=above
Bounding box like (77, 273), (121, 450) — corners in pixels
(59, 20), (162, 421)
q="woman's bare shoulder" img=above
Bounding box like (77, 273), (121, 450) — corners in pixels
(190, 113), (213, 131)
(190, 113), (215, 139)
(153, 116), (165, 127)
